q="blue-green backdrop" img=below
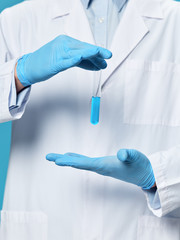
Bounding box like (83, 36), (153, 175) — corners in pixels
(0, 0), (180, 210)
(0, 0), (24, 210)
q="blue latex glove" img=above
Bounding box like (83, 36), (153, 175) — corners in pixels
(16, 35), (112, 87)
(46, 149), (155, 189)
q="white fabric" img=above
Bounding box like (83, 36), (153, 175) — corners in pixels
(0, 0), (180, 239)
(9, 76), (31, 115)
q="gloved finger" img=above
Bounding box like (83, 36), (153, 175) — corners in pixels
(46, 153), (64, 161)
(78, 59), (100, 71)
(69, 47), (112, 61)
(68, 48), (100, 60)
(81, 42), (112, 59)
(95, 46), (112, 59)
(89, 57), (107, 70)
(56, 56), (82, 72)
(65, 152), (90, 158)
(55, 153), (99, 171)
(117, 149), (138, 163)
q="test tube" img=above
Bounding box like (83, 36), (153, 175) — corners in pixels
(90, 71), (102, 125)
(90, 96), (101, 125)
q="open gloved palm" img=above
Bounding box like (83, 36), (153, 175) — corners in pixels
(46, 149), (155, 189)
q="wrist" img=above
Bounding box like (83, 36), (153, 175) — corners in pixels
(14, 62), (25, 93)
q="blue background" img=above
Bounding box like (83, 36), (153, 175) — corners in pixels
(0, 0), (24, 12)
(0, 0), (180, 209)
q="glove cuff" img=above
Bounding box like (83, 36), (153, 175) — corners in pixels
(16, 54), (32, 87)
(141, 167), (156, 190)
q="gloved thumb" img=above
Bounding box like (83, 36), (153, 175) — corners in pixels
(117, 149), (138, 163)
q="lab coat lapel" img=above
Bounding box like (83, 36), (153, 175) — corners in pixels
(50, 0), (163, 88)
(101, 0), (149, 86)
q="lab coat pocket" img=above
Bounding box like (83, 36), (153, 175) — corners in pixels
(0, 211), (48, 240)
(137, 215), (180, 240)
(124, 60), (180, 126)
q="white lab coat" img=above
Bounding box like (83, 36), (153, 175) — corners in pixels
(0, 0), (180, 239)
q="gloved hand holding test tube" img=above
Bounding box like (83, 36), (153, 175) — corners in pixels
(90, 70), (102, 125)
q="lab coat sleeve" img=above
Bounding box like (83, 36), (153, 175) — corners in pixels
(9, 71), (18, 110)
(0, 13), (30, 123)
(143, 187), (161, 210)
(143, 145), (180, 217)
(9, 74), (31, 118)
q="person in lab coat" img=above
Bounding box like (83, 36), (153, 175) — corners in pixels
(0, 0), (180, 239)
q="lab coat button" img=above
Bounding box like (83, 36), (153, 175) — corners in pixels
(98, 17), (104, 23)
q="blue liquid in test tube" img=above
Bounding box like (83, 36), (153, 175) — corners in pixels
(90, 96), (101, 125)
